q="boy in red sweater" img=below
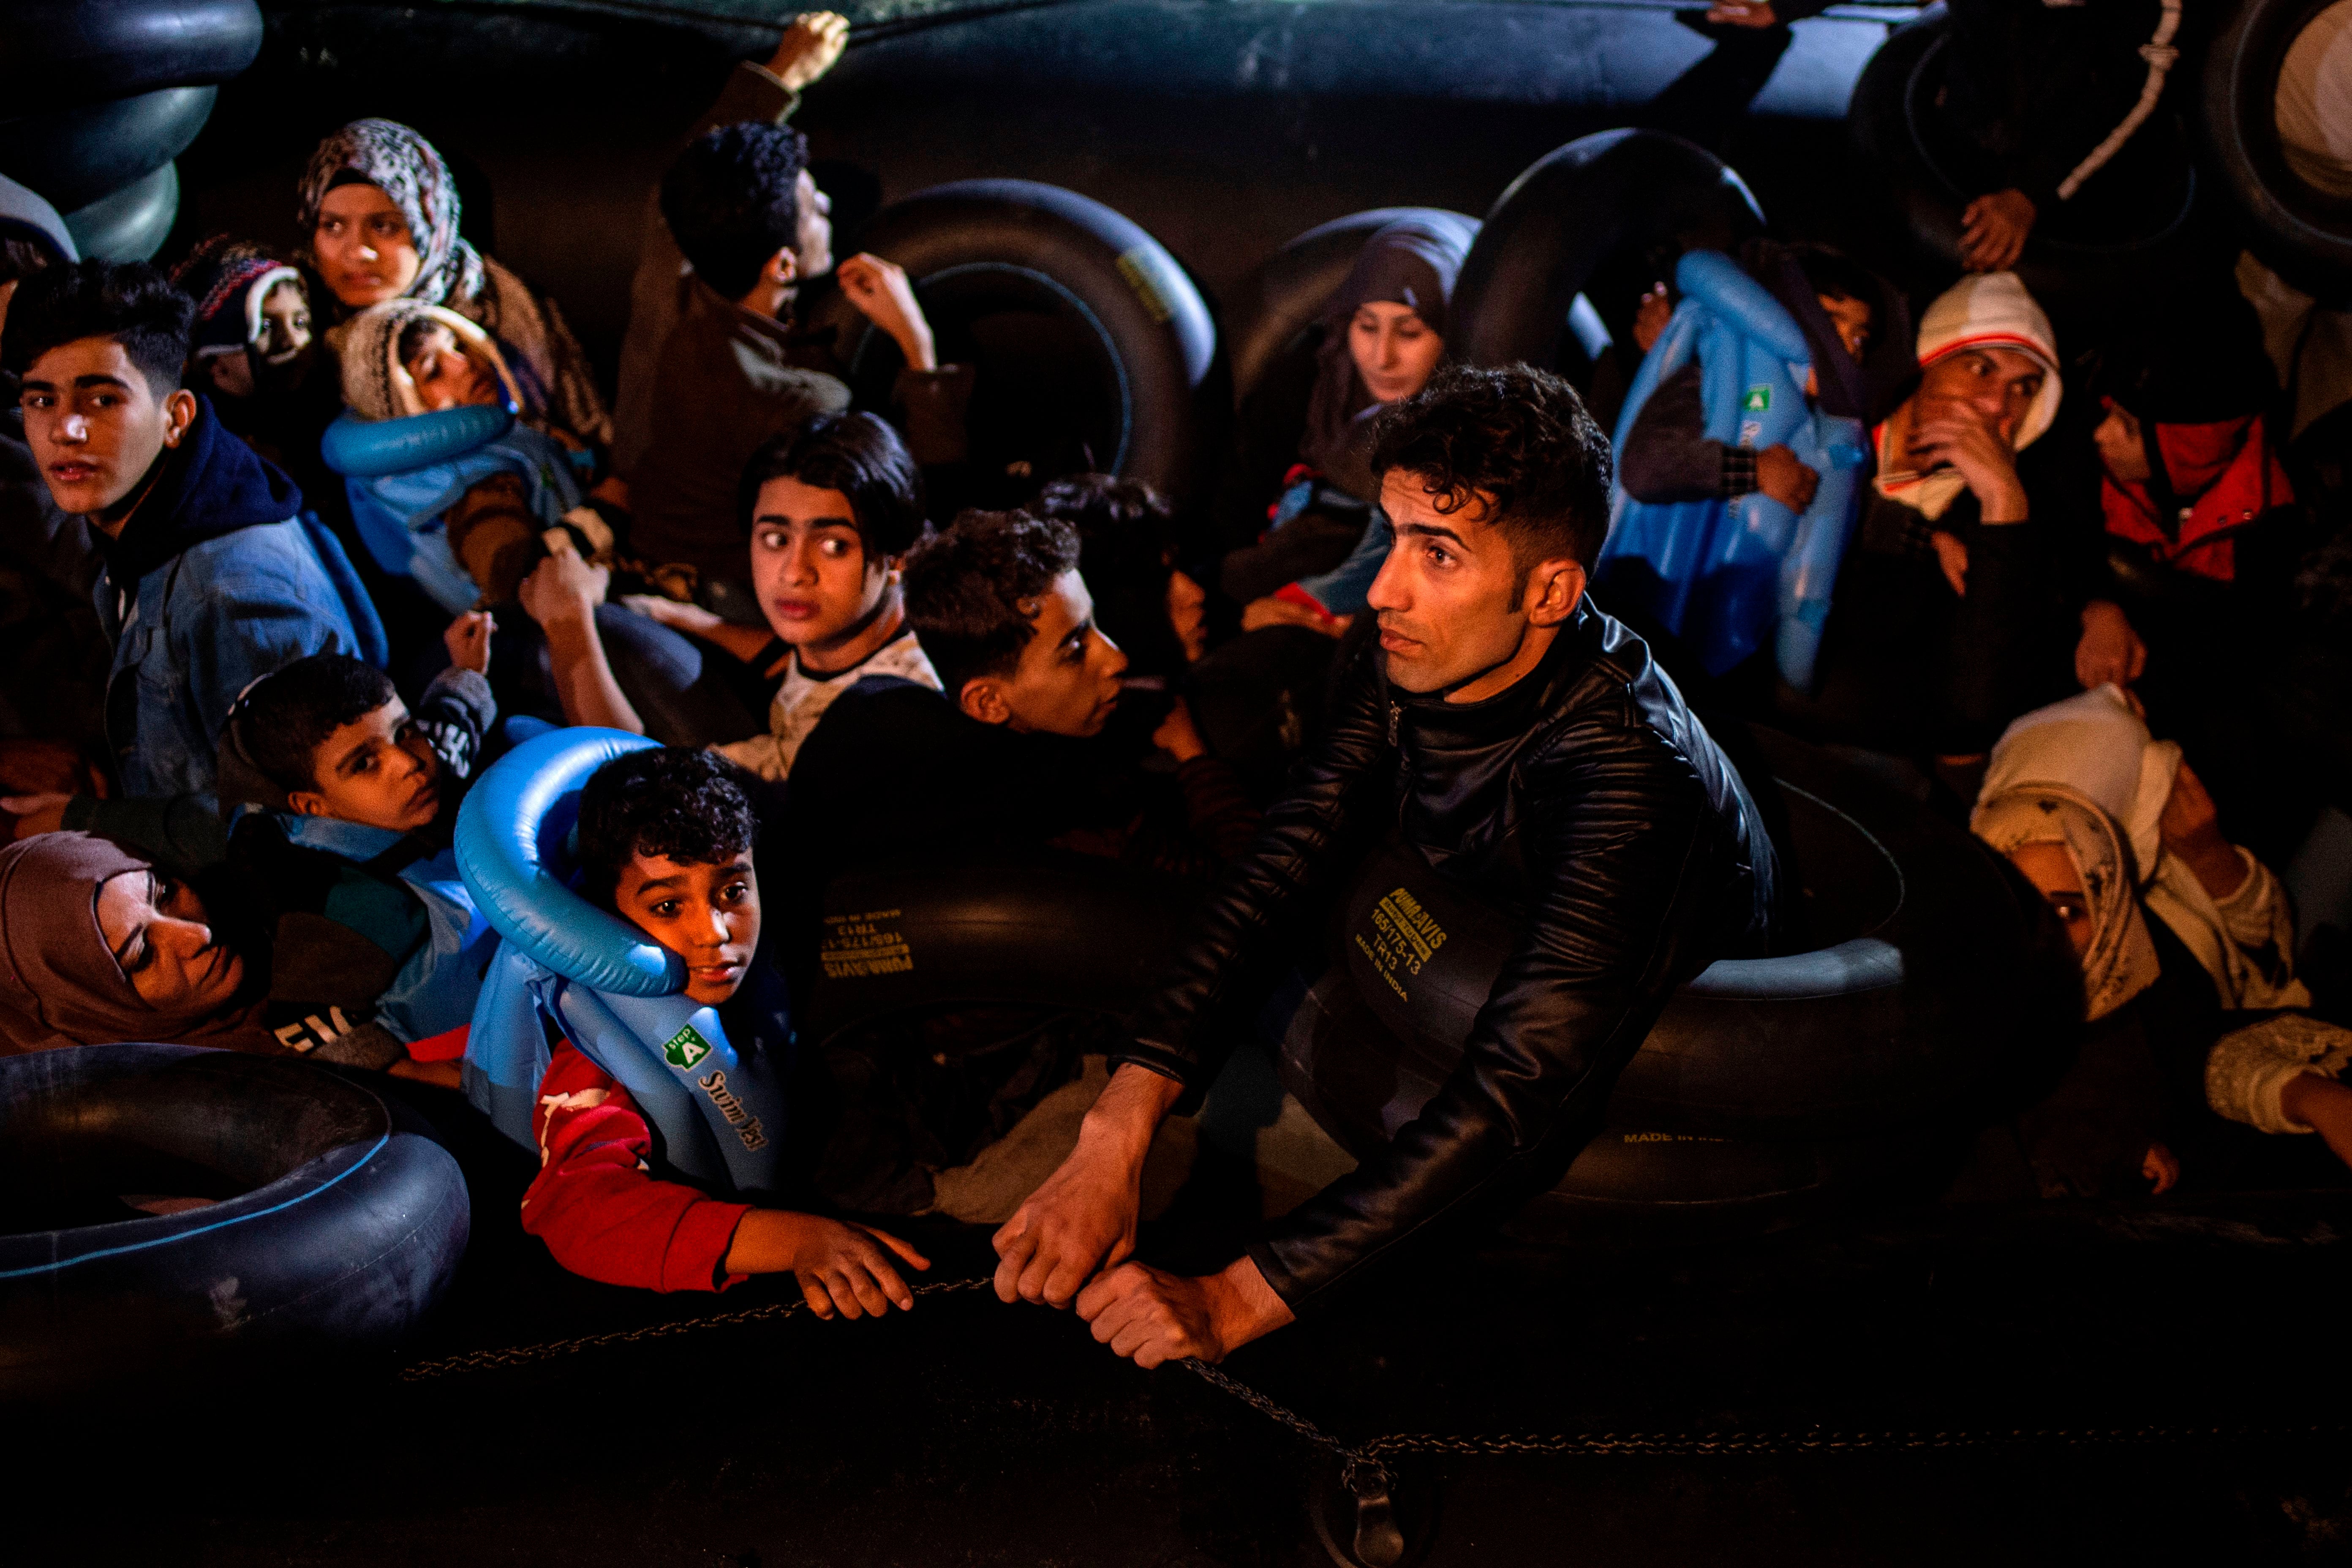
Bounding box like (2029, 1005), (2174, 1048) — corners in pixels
(520, 746), (928, 1313)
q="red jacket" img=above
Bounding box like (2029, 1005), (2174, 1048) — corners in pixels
(520, 1037), (754, 1293)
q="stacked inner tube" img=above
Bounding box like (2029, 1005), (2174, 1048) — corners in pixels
(2204, 0), (2352, 304)
(0, 1044), (468, 1405)
(1848, 8), (2207, 307)
(1267, 729), (2078, 1238)
(0, 1), (261, 262)
(798, 179), (1218, 510)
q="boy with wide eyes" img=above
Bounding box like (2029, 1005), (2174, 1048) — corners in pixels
(523, 411), (940, 768)
(522, 746), (930, 1308)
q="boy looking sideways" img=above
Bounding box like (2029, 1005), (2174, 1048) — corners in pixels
(523, 412), (939, 773)
(521, 746), (929, 1308)
(212, 621), (498, 1072)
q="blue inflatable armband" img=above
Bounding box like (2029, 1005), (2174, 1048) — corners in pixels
(321, 404), (514, 479)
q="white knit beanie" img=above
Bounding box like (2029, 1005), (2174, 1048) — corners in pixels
(1914, 271), (2063, 453)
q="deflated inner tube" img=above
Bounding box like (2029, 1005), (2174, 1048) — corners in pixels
(1266, 730), (2074, 1230)
(1221, 207), (1480, 412)
(2203, 0), (2352, 303)
(800, 853), (1201, 1048)
(1451, 129), (1765, 382)
(0, 1043), (468, 1405)
(799, 179), (1217, 509)
(0, 0), (263, 114)
(1850, 10), (2204, 300)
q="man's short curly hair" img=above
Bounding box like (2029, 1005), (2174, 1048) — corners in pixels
(902, 509), (1081, 698)
(575, 748), (758, 909)
(659, 122), (810, 302)
(2, 259), (194, 396)
(1368, 364), (1613, 577)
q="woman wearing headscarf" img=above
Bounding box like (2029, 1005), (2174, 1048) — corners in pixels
(1219, 215), (1473, 635)
(298, 119), (613, 459)
(0, 832), (461, 1084)
(1968, 684), (2348, 1194)
(0, 831), (270, 1054)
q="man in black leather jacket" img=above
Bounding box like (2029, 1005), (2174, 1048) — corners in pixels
(990, 365), (1782, 1365)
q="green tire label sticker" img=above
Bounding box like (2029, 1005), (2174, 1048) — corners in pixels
(661, 1024), (713, 1071)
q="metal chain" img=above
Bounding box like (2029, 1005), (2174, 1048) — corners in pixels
(399, 1285), (2347, 1481)
(396, 1277), (994, 1382)
(1181, 1358), (1397, 1498)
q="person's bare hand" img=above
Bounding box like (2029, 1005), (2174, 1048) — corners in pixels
(768, 11), (850, 91)
(1908, 399), (2027, 521)
(2141, 1141), (2180, 1196)
(443, 610), (495, 674)
(1152, 695), (1208, 764)
(790, 1217), (929, 1320)
(2281, 1073), (2352, 1173)
(1958, 188), (2036, 273)
(992, 1064), (1180, 1308)
(1704, 0), (1780, 25)
(2, 792), (71, 839)
(2074, 599), (2148, 691)
(1929, 529), (1970, 598)
(619, 592), (724, 637)
(1240, 596), (1340, 636)
(2159, 760), (2249, 900)
(1075, 1256), (1295, 1368)
(836, 253), (937, 371)
(1753, 444), (1820, 512)
(1632, 281), (1673, 355)
(518, 537), (608, 633)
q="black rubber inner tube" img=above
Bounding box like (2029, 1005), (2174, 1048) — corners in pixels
(801, 853), (1203, 1048)
(1220, 206), (1478, 414)
(798, 178), (1218, 509)
(2203, 0), (2352, 304)
(0, 0), (261, 115)
(1450, 129), (1766, 382)
(61, 161), (181, 265)
(1849, 11), (2204, 294)
(0, 85), (217, 213)
(0, 1044), (470, 1405)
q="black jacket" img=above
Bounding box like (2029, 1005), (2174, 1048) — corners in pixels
(1116, 599), (1780, 1310)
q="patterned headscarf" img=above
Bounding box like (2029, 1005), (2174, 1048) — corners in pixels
(297, 118), (485, 312)
(1971, 784), (2161, 1022)
(169, 233), (304, 360)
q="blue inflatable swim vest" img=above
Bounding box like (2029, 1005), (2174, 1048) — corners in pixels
(455, 727), (787, 1195)
(1596, 249), (1868, 690)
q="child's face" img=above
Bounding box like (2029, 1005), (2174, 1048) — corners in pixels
(405, 325), (496, 413)
(289, 698), (442, 833)
(1818, 293), (1872, 362)
(749, 475), (895, 656)
(2093, 400), (2152, 483)
(613, 852), (761, 1006)
(960, 569), (1130, 737)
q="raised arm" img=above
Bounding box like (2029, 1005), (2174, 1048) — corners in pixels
(518, 539), (646, 735)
